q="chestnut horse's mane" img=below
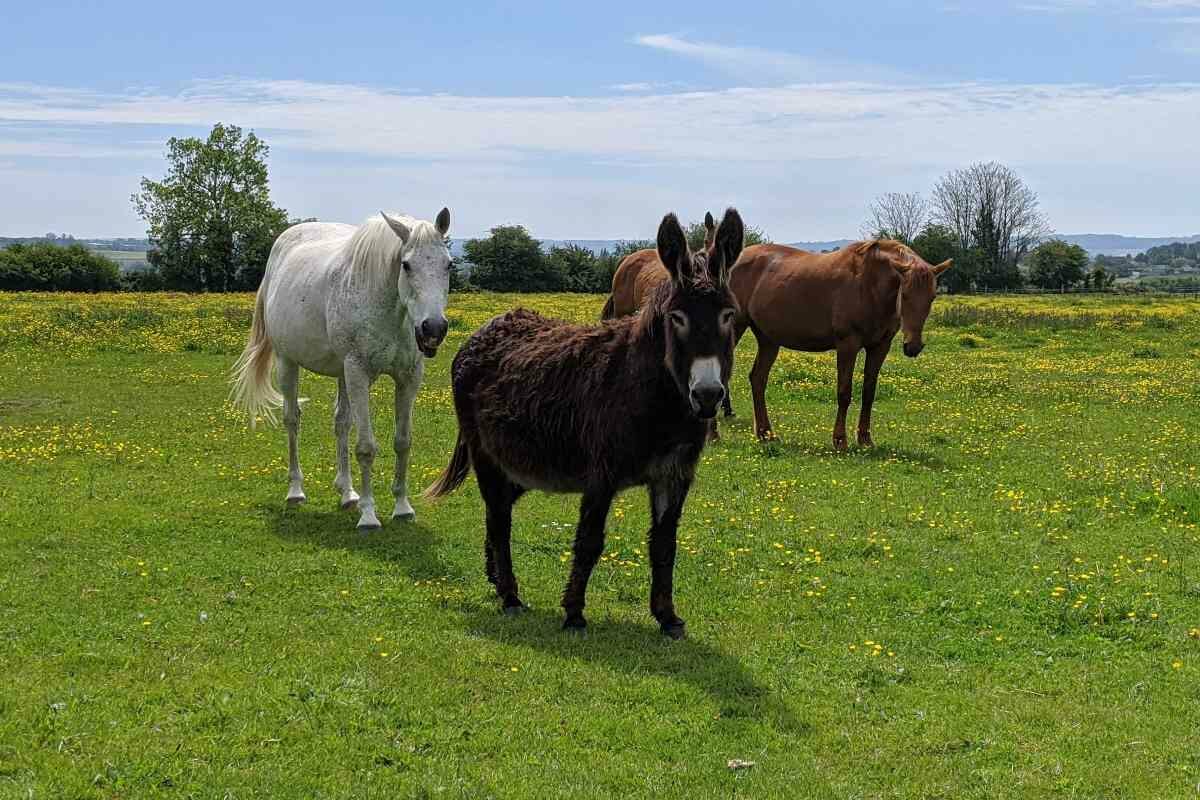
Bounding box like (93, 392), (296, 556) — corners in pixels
(852, 239), (935, 288)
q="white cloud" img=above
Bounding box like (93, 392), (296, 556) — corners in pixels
(1, 77), (1198, 237)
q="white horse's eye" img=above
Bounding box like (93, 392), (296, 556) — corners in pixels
(402, 261), (411, 272)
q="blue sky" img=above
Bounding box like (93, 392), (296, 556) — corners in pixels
(2, 0), (1198, 238)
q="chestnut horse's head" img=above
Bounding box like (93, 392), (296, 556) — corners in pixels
(862, 241), (953, 358)
(654, 208), (744, 419)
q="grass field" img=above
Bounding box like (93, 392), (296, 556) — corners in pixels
(1, 291), (1199, 799)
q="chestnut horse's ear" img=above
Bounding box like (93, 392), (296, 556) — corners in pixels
(710, 207), (744, 284)
(703, 211), (716, 248)
(657, 213), (690, 284)
(933, 258), (953, 274)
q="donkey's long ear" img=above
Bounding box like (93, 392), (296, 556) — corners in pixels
(657, 213), (690, 284)
(703, 211), (716, 249)
(933, 258), (953, 275)
(709, 207), (745, 285)
(434, 207), (451, 237)
(381, 211), (411, 244)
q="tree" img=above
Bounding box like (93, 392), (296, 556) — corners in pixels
(931, 162), (1048, 288)
(1085, 265), (1116, 290)
(132, 123), (290, 292)
(1026, 239), (1089, 292)
(910, 224), (968, 291)
(684, 216), (769, 252)
(862, 192), (928, 244)
(545, 244), (607, 293)
(464, 225), (561, 292)
(0, 243), (121, 292)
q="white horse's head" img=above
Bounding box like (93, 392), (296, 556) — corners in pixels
(381, 208), (452, 358)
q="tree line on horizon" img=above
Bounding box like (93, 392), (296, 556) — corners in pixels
(0, 124), (1167, 294)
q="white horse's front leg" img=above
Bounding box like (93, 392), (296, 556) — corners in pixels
(391, 365), (422, 522)
(277, 356), (306, 505)
(332, 376), (359, 510)
(344, 357), (381, 531)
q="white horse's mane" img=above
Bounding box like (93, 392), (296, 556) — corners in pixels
(346, 212), (444, 292)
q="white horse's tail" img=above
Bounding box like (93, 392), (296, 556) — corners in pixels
(230, 278), (282, 428)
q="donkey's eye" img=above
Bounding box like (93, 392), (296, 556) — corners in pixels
(719, 310), (736, 327)
(669, 311), (689, 330)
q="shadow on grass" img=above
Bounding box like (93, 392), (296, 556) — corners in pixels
(261, 504), (465, 583)
(751, 436), (948, 470)
(458, 604), (807, 733)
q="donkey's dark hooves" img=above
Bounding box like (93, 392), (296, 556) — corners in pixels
(562, 618), (588, 636)
(502, 603), (527, 617)
(724, 410), (736, 419)
(661, 622), (687, 640)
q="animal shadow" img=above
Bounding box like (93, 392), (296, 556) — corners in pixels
(261, 504), (464, 583)
(462, 605), (805, 733)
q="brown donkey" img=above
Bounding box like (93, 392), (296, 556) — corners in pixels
(426, 210), (744, 638)
(601, 212), (734, 420)
(729, 240), (951, 448)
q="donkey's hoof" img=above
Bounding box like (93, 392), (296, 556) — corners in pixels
(502, 602), (528, 617)
(562, 617), (588, 636)
(286, 493), (307, 506)
(724, 409), (736, 419)
(660, 621), (687, 640)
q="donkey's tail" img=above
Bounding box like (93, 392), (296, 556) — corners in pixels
(423, 429), (472, 499)
(599, 294), (616, 321)
(229, 280), (282, 428)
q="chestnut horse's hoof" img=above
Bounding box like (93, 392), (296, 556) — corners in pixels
(857, 433), (875, 448)
(756, 429), (775, 442)
(832, 436), (848, 451)
(660, 621), (687, 640)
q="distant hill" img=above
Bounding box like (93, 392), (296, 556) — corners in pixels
(1055, 233), (1200, 257)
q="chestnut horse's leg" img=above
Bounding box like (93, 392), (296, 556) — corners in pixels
(647, 478), (692, 639)
(833, 342), (861, 451)
(561, 488), (615, 633)
(749, 330), (780, 441)
(857, 342), (891, 447)
(475, 454), (526, 614)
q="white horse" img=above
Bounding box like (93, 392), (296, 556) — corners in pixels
(231, 209), (452, 531)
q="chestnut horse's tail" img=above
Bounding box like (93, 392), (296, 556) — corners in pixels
(424, 429), (472, 499)
(599, 294), (616, 321)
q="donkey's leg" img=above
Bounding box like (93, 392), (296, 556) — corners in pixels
(344, 357), (381, 531)
(277, 356), (306, 505)
(475, 454), (525, 613)
(332, 376), (359, 509)
(833, 341), (860, 451)
(749, 332), (780, 441)
(857, 341), (891, 447)
(561, 488), (615, 632)
(390, 367), (422, 522)
(648, 478), (692, 639)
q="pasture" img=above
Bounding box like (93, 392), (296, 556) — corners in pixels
(1, 291), (1198, 798)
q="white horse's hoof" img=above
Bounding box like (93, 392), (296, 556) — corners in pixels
(286, 493), (307, 506)
(357, 509), (382, 532)
(392, 499), (416, 522)
(340, 490), (360, 510)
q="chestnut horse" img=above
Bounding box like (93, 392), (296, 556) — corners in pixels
(729, 240), (951, 448)
(426, 210), (744, 638)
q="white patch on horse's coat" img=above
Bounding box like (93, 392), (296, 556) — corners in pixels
(688, 356), (721, 393)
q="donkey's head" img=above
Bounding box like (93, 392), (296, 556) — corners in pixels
(655, 208), (744, 419)
(381, 208), (453, 357)
(864, 240), (953, 358)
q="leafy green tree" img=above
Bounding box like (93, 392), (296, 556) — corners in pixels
(464, 225), (561, 292)
(132, 123), (290, 292)
(911, 224), (968, 292)
(0, 243), (121, 291)
(684, 217), (769, 252)
(1027, 239), (1089, 292)
(545, 244), (606, 293)
(1085, 265), (1116, 290)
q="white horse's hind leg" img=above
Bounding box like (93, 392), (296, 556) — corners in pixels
(391, 367), (421, 522)
(345, 357), (382, 531)
(332, 377), (359, 509)
(277, 356), (306, 505)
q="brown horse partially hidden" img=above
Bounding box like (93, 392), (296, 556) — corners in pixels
(729, 240), (951, 448)
(426, 210), (744, 638)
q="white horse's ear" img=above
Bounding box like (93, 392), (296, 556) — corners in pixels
(435, 207), (451, 236)
(381, 211), (410, 244)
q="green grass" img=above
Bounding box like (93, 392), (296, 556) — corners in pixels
(1, 291), (1199, 798)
